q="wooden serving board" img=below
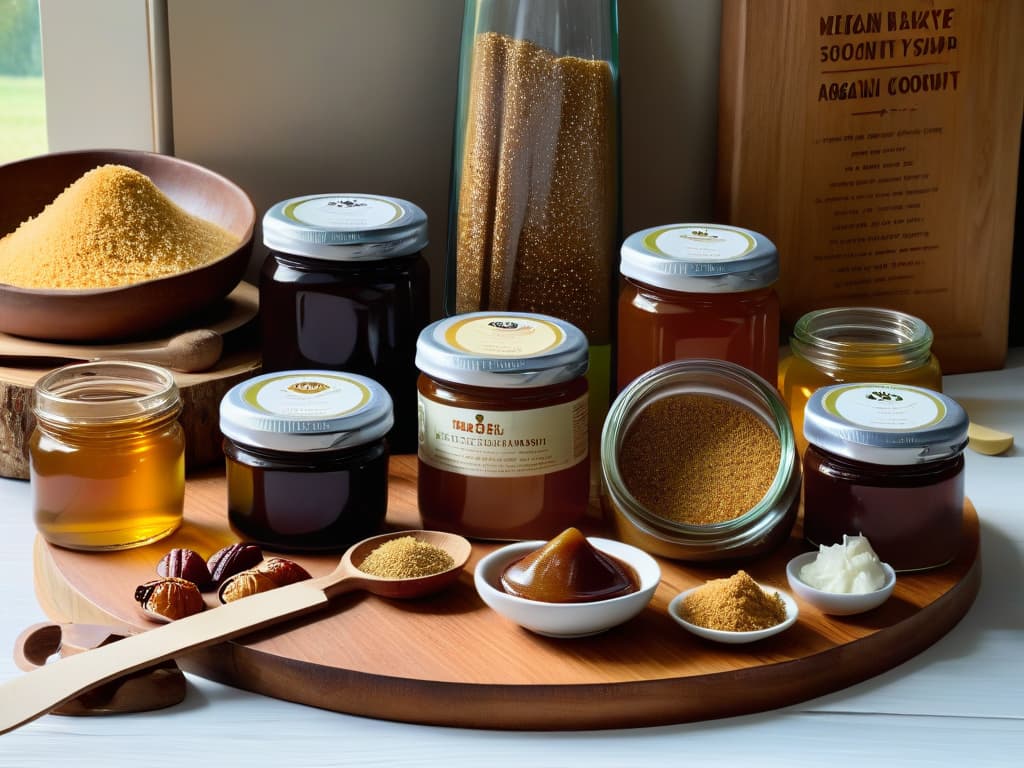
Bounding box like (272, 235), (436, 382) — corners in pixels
(0, 283), (260, 480)
(33, 456), (980, 730)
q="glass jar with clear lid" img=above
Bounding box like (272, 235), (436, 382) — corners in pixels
(30, 361), (185, 550)
(617, 224), (780, 390)
(802, 382), (967, 572)
(601, 359), (800, 561)
(260, 193), (429, 454)
(416, 311), (590, 540)
(779, 307), (942, 455)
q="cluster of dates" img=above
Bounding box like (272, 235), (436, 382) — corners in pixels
(134, 543), (311, 621)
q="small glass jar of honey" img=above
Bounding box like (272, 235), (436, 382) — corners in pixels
(802, 382), (968, 572)
(30, 361), (185, 551)
(780, 307), (942, 455)
(220, 370), (393, 552)
(416, 312), (590, 540)
(617, 223), (779, 391)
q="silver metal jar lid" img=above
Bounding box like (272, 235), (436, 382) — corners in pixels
(220, 371), (393, 453)
(620, 223), (778, 293)
(804, 383), (968, 465)
(415, 312), (589, 388)
(263, 193), (428, 261)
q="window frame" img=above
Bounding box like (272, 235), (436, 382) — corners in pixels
(39, 0), (171, 153)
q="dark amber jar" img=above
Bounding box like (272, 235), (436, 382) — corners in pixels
(802, 382), (968, 572)
(416, 312), (590, 540)
(617, 224), (779, 391)
(220, 371), (393, 552)
(260, 194), (429, 454)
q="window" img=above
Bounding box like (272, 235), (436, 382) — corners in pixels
(0, 0), (46, 163)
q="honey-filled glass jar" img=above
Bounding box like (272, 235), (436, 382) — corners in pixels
(30, 361), (185, 551)
(416, 312), (589, 540)
(220, 370), (393, 552)
(780, 307), (942, 455)
(802, 383), (968, 572)
(617, 224), (779, 391)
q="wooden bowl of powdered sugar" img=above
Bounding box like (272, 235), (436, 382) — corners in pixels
(0, 149), (254, 341)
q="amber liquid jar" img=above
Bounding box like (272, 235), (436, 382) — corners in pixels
(617, 224), (780, 391)
(802, 382), (968, 572)
(780, 307), (942, 455)
(261, 193), (429, 454)
(416, 312), (590, 540)
(220, 370), (393, 552)
(30, 361), (184, 551)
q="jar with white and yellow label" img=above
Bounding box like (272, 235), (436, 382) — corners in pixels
(415, 312), (589, 540)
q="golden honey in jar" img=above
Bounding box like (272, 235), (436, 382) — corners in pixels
(30, 361), (185, 550)
(779, 307), (942, 455)
(617, 223), (780, 391)
(416, 312), (589, 540)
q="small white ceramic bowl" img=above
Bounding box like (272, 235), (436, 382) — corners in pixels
(667, 582), (798, 644)
(785, 552), (896, 616)
(474, 537), (661, 638)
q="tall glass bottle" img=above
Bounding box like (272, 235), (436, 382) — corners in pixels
(445, 0), (620, 439)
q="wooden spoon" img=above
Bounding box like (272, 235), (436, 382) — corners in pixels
(0, 530), (472, 735)
(0, 328), (224, 373)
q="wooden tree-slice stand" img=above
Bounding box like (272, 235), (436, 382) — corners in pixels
(33, 456), (980, 730)
(0, 283), (260, 479)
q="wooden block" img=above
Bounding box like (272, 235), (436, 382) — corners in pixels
(717, 0), (1024, 372)
(0, 284), (260, 479)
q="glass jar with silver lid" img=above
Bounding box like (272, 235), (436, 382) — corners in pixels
(415, 311), (590, 540)
(802, 382), (968, 571)
(220, 370), (393, 552)
(260, 193), (429, 454)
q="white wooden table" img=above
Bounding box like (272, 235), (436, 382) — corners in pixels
(1, 352), (1021, 766)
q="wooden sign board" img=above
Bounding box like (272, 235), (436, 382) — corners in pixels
(717, 0), (1024, 372)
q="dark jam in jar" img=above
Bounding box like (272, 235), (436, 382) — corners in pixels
(220, 371), (393, 552)
(416, 312), (590, 540)
(260, 194), (429, 454)
(801, 382), (968, 572)
(617, 223), (779, 391)
(224, 438), (388, 553)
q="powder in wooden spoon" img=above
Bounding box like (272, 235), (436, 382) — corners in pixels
(358, 536), (455, 579)
(0, 164), (240, 289)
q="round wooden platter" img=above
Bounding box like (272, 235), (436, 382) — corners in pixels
(0, 282), (260, 480)
(33, 456), (981, 731)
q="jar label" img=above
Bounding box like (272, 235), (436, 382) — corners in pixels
(643, 225), (756, 262)
(416, 394), (588, 478)
(243, 373), (372, 418)
(443, 315), (565, 357)
(284, 195), (404, 230)
(824, 384), (946, 430)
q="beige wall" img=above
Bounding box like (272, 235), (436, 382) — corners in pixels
(167, 0), (722, 315)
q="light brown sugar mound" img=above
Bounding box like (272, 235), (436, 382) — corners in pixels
(618, 393), (781, 525)
(681, 570), (787, 632)
(0, 164), (240, 289)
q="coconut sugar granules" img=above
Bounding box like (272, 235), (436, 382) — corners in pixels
(454, 31), (615, 342)
(681, 571), (787, 632)
(0, 164), (239, 289)
(357, 536), (455, 580)
(618, 393), (780, 526)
